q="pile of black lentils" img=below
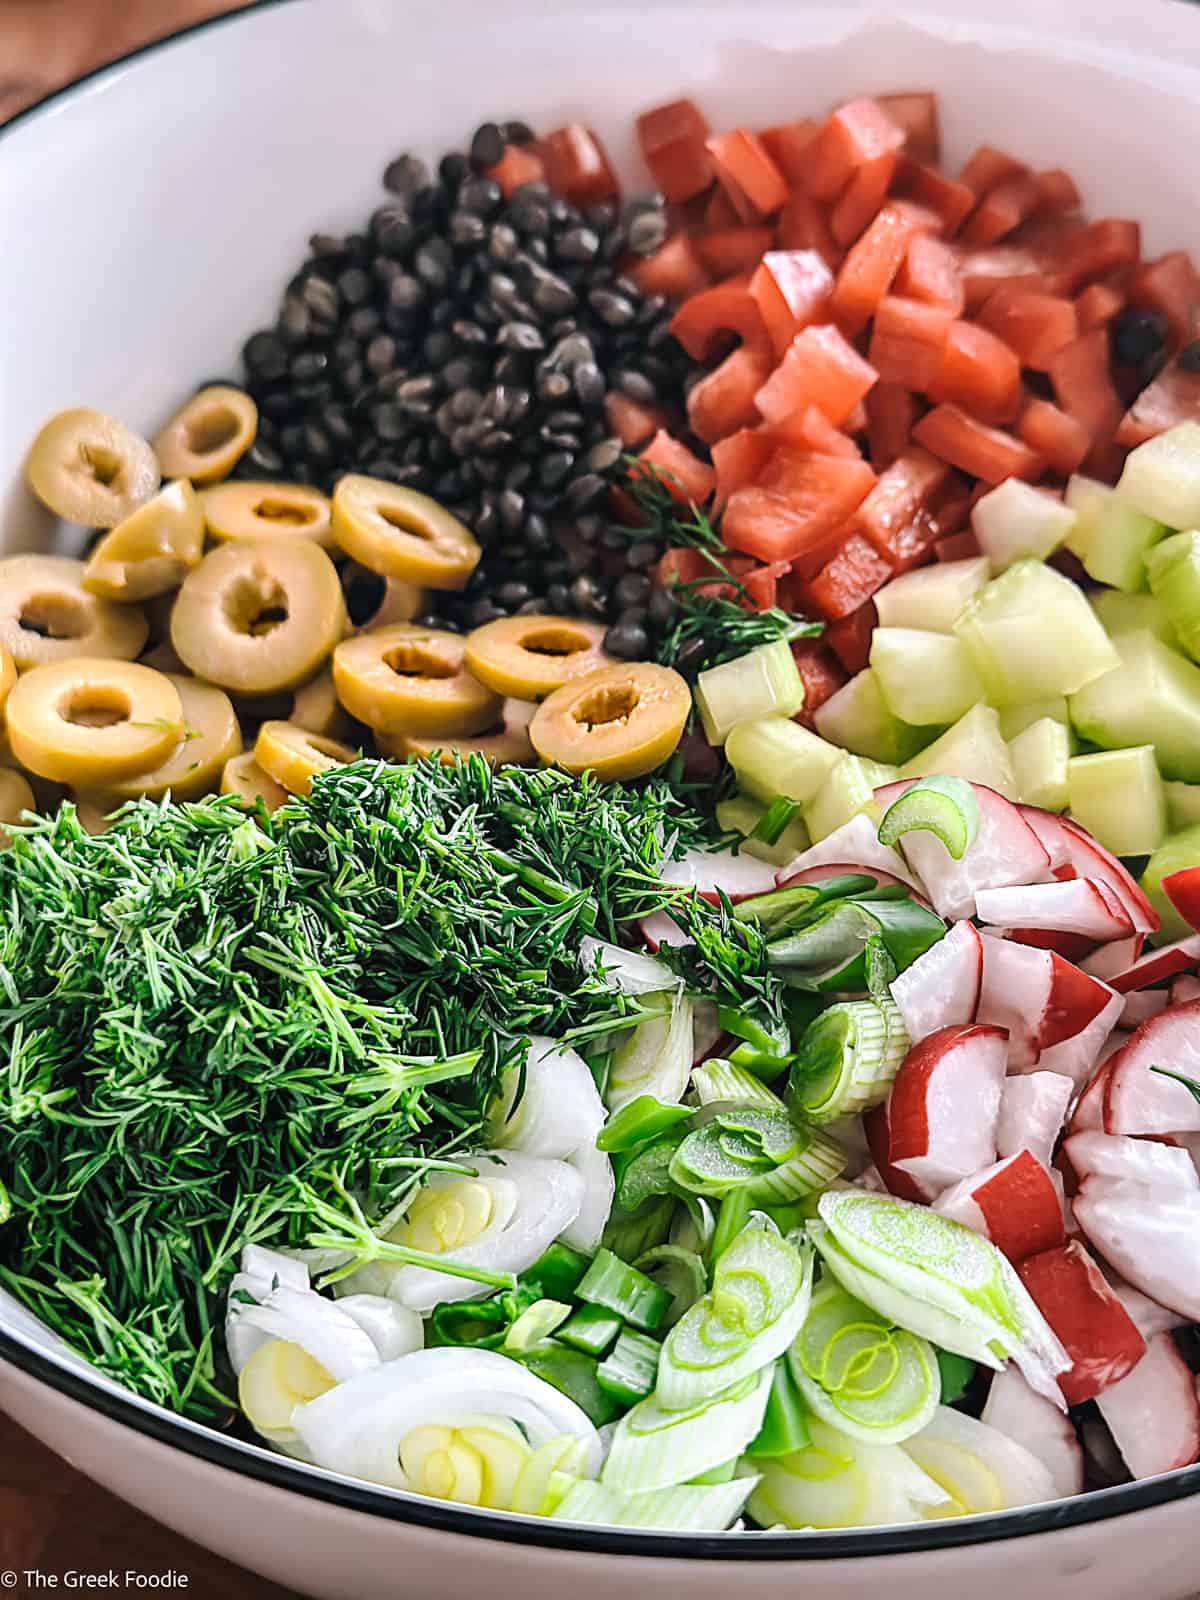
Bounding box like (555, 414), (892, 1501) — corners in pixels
(232, 119), (702, 660)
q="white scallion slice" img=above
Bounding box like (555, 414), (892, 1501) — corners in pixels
(745, 1416), (949, 1530)
(602, 1367), (772, 1493)
(788, 997), (909, 1123)
(692, 1058), (786, 1111)
(607, 991), (695, 1112)
(553, 1476), (757, 1531)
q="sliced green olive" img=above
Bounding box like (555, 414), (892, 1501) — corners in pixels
(5, 659), (183, 786)
(153, 386), (257, 484)
(201, 480), (332, 547)
(254, 720), (358, 797)
(82, 480), (205, 602)
(377, 723), (536, 768)
(170, 541), (347, 695)
(25, 407), (160, 527)
(529, 662), (691, 780)
(0, 645), (15, 729)
(0, 769), (36, 848)
(331, 476), (481, 590)
(342, 562), (426, 632)
(220, 750), (290, 813)
(291, 667), (354, 740)
(464, 614), (613, 699)
(0, 555), (147, 670)
(89, 675), (241, 804)
(332, 623), (501, 737)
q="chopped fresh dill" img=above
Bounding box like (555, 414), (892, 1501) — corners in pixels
(616, 453), (726, 558)
(659, 596), (822, 674)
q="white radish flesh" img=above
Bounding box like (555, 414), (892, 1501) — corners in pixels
(638, 910), (692, 952)
(888, 920), (983, 1043)
(1172, 974), (1200, 1004)
(978, 934), (1114, 1075)
(660, 846), (777, 901)
(1121, 989), (1170, 1027)
(1105, 936), (1200, 995)
(975, 878), (1133, 941)
(1073, 1177), (1200, 1321)
(1081, 935), (1144, 982)
(1064, 1130), (1200, 1192)
(1018, 807), (1160, 935)
(1094, 1334), (1200, 1480)
(1034, 988), (1122, 1091)
(1102, 1002), (1200, 1134)
(1112, 1281), (1189, 1341)
(996, 1073), (1073, 1166)
(774, 811), (921, 892)
(888, 1024), (1008, 1194)
(981, 1366), (1084, 1500)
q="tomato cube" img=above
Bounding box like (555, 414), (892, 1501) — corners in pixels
(1128, 251), (1200, 347)
(539, 125), (618, 206)
(895, 233), (965, 314)
(864, 382), (920, 470)
(831, 200), (940, 333)
(851, 447), (949, 566)
(1116, 358), (1200, 447)
(892, 157), (976, 235)
(605, 392), (668, 449)
(629, 233), (711, 302)
(876, 93), (941, 166)
(824, 602), (878, 673)
(694, 225), (775, 279)
(914, 403), (1043, 483)
(791, 638), (848, 728)
(777, 188), (840, 266)
(867, 296), (955, 392)
(706, 129), (789, 219)
(754, 324), (879, 428)
(804, 97), (907, 201)
(1075, 280), (1127, 331)
(764, 405), (860, 460)
(1048, 218), (1141, 295)
(669, 282), (770, 360)
(802, 532), (894, 620)
(978, 287), (1079, 370)
(758, 118), (820, 185)
(964, 173), (1042, 246)
(485, 144), (545, 197)
(830, 152), (899, 247)
(958, 246), (1047, 312)
(723, 455), (876, 564)
(959, 145), (1030, 195)
(1018, 398), (1090, 475)
(711, 429), (774, 511)
(750, 250), (835, 358)
(635, 98), (713, 202)
(687, 346), (773, 445)
(634, 431), (716, 506)
(1047, 329), (1123, 453)
(927, 320), (1022, 424)
(1034, 169), (1082, 217)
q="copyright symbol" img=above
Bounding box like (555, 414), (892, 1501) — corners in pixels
(2, 1571), (18, 1588)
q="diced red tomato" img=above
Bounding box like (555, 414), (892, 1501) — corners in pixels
(1018, 398), (1091, 475)
(485, 144), (545, 197)
(959, 145), (1029, 195)
(750, 250), (835, 358)
(892, 157), (976, 235)
(791, 638), (848, 728)
(1116, 358), (1200, 447)
(651, 547), (715, 588)
(830, 152), (898, 247)
(1075, 279), (1127, 331)
(1048, 218), (1141, 295)
(1035, 168), (1082, 216)
(914, 403), (1044, 482)
(758, 118), (820, 185)
(711, 429), (774, 511)
(694, 225), (776, 279)
(851, 447), (950, 567)
(867, 296), (955, 391)
(777, 189), (840, 266)
(876, 93), (940, 165)
(927, 320), (1022, 423)
(964, 174), (1042, 246)
(802, 531), (894, 620)
(824, 601), (878, 673)
(741, 558), (792, 611)
(765, 405), (861, 460)
(687, 346), (773, 444)
(958, 246), (1047, 312)
(804, 97), (907, 202)
(723, 455), (877, 564)
(669, 281), (771, 360)
(633, 430), (716, 505)
(1128, 251), (1200, 347)
(895, 233), (965, 314)
(1047, 329), (1124, 456)
(703, 184), (742, 231)
(754, 324), (879, 428)
(539, 125), (618, 206)
(605, 392), (669, 449)
(635, 98), (713, 202)
(978, 287), (1079, 370)
(832, 201), (941, 333)
(628, 232), (711, 301)
(706, 129), (789, 220)
(864, 382), (920, 470)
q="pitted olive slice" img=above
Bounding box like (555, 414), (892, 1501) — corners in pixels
(25, 408), (160, 528)
(170, 541), (347, 695)
(221, 750), (290, 814)
(153, 386), (258, 484)
(5, 659), (183, 786)
(378, 723), (536, 768)
(0, 555), (147, 670)
(464, 614), (613, 700)
(82, 480), (205, 602)
(0, 770), (36, 848)
(331, 477), (481, 590)
(291, 667), (354, 740)
(529, 662), (691, 780)
(332, 623), (501, 737)
(254, 720), (358, 797)
(202, 481), (332, 547)
(92, 675), (241, 804)
(342, 563), (426, 632)
(0, 645), (15, 729)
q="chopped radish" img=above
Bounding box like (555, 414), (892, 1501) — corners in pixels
(1161, 865), (1200, 932)
(1073, 1176), (1200, 1321)
(887, 1023), (1007, 1192)
(1018, 808), (1160, 936)
(1102, 1002), (1200, 1135)
(660, 847), (778, 901)
(1067, 1053), (1120, 1135)
(1081, 935), (1145, 982)
(638, 910), (692, 952)
(1017, 1241), (1147, 1404)
(981, 1366), (1084, 1499)
(996, 1072), (1074, 1166)
(975, 878), (1134, 942)
(1121, 989), (1170, 1027)
(934, 1150), (1065, 1261)
(874, 780), (1050, 921)
(774, 812), (922, 891)
(1064, 1130), (1200, 1192)
(977, 934), (1115, 1072)
(1172, 974), (1200, 1004)
(888, 920), (983, 1043)
(778, 862), (921, 897)
(1104, 936), (1200, 995)
(692, 1000), (729, 1065)
(863, 1101), (932, 1202)
(1094, 1334), (1200, 1480)
(1111, 1281), (1189, 1341)
(1034, 987), (1122, 1091)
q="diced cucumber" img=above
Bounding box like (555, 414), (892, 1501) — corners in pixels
(1090, 589), (1180, 648)
(971, 479), (1076, 570)
(1067, 746), (1166, 856)
(1117, 421), (1200, 529)
(725, 717), (841, 806)
(869, 629), (984, 727)
(899, 702), (1017, 799)
(715, 794), (812, 867)
(1063, 474), (1165, 591)
(694, 639), (805, 746)
(1064, 472), (1109, 552)
(814, 668), (930, 766)
(997, 698), (1070, 740)
(1145, 530), (1200, 662)
(954, 559), (1120, 707)
(1009, 717), (1071, 811)
(803, 754), (897, 843)
(872, 557), (992, 634)
(1069, 629), (1200, 782)
(1165, 781), (1200, 831)
(1141, 823), (1200, 942)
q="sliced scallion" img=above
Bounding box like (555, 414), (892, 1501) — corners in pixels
(632, 1244), (707, 1329)
(603, 1367), (771, 1492)
(597, 1327), (662, 1406)
(691, 1059), (785, 1111)
(746, 1358), (811, 1459)
(788, 997), (909, 1123)
(597, 1095), (694, 1153)
(877, 774), (980, 861)
(503, 1298), (573, 1354)
(555, 1303), (623, 1359)
(577, 1247), (671, 1333)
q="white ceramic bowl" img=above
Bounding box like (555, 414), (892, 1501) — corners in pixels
(2, 2), (1200, 1594)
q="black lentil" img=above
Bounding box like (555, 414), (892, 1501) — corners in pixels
(1112, 309), (1169, 368)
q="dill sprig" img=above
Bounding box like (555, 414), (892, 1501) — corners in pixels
(659, 596), (823, 674)
(0, 759), (782, 1418)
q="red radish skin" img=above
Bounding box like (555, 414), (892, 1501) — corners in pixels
(863, 1100), (932, 1202)
(1161, 867), (1200, 931)
(978, 935), (1115, 1074)
(659, 847), (778, 902)
(1073, 1176), (1200, 1322)
(1034, 986), (1122, 1091)
(1018, 808), (1160, 936)
(975, 878), (1134, 942)
(888, 1022), (1008, 1192)
(889, 919), (983, 1043)
(996, 1072), (1074, 1166)
(1081, 935), (1145, 982)
(1104, 936), (1200, 994)
(981, 1366), (1084, 1499)
(1102, 1002), (1200, 1135)
(934, 1150), (1066, 1261)
(1094, 1334), (1200, 1480)
(1017, 1241), (1147, 1404)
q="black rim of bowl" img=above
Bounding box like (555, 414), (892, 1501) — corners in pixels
(1, 0), (1199, 1560)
